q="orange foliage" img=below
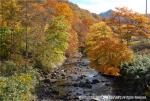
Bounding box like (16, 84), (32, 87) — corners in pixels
(107, 7), (150, 43)
(66, 29), (79, 58)
(86, 22), (134, 76)
(72, 18), (89, 47)
(87, 37), (134, 67)
(41, 0), (73, 21)
(54, 2), (73, 20)
(82, 18), (95, 28)
(33, 0), (100, 48)
(94, 65), (120, 76)
(31, 0), (73, 21)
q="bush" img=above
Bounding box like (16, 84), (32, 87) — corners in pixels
(0, 27), (12, 59)
(121, 55), (150, 93)
(0, 69), (39, 101)
(0, 27), (24, 60)
(121, 55), (150, 80)
(0, 61), (17, 76)
(0, 61), (33, 76)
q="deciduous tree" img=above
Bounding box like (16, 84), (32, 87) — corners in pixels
(66, 29), (79, 58)
(86, 22), (134, 76)
(0, 0), (24, 60)
(35, 16), (70, 72)
(107, 7), (150, 44)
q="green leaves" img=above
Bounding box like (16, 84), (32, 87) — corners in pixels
(34, 16), (70, 72)
(121, 55), (150, 95)
(121, 55), (150, 79)
(46, 16), (70, 51)
(0, 27), (12, 58)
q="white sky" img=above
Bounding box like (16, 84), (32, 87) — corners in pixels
(69, 0), (150, 14)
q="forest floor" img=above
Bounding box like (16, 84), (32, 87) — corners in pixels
(36, 57), (147, 101)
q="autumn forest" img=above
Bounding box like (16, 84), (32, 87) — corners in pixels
(0, 0), (150, 100)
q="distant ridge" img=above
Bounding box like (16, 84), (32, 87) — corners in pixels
(100, 9), (150, 19)
(99, 9), (114, 18)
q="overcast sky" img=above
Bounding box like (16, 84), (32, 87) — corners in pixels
(69, 0), (150, 14)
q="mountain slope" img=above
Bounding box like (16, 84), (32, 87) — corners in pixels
(99, 9), (113, 18)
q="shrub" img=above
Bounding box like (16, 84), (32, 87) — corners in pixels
(121, 55), (150, 96)
(0, 27), (12, 59)
(121, 55), (150, 83)
(0, 61), (33, 76)
(0, 61), (17, 76)
(0, 69), (39, 101)
(0, 26), (24, 60)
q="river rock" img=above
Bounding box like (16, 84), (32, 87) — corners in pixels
(91, 79), (100, 84)
(76, 75), (86, 81)
(73, 82), (92, 89)
(105, 82), (111, 86)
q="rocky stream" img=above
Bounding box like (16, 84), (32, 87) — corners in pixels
(36, 57), (148, 101)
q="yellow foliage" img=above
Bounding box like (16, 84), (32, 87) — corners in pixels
(55, 2), (73, 20)
(0, 0), (22, 27)
(0, 72), (37, 101)
(89, 22), (112, 38)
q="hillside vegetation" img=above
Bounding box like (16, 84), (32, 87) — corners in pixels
(0, 0), (150, 100)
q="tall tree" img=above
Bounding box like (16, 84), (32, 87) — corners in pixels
(35, 16), (70, 72)
(66, 29), (79, 58)
(86, 22), (134, 76)
(0, 0), (24, 60)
